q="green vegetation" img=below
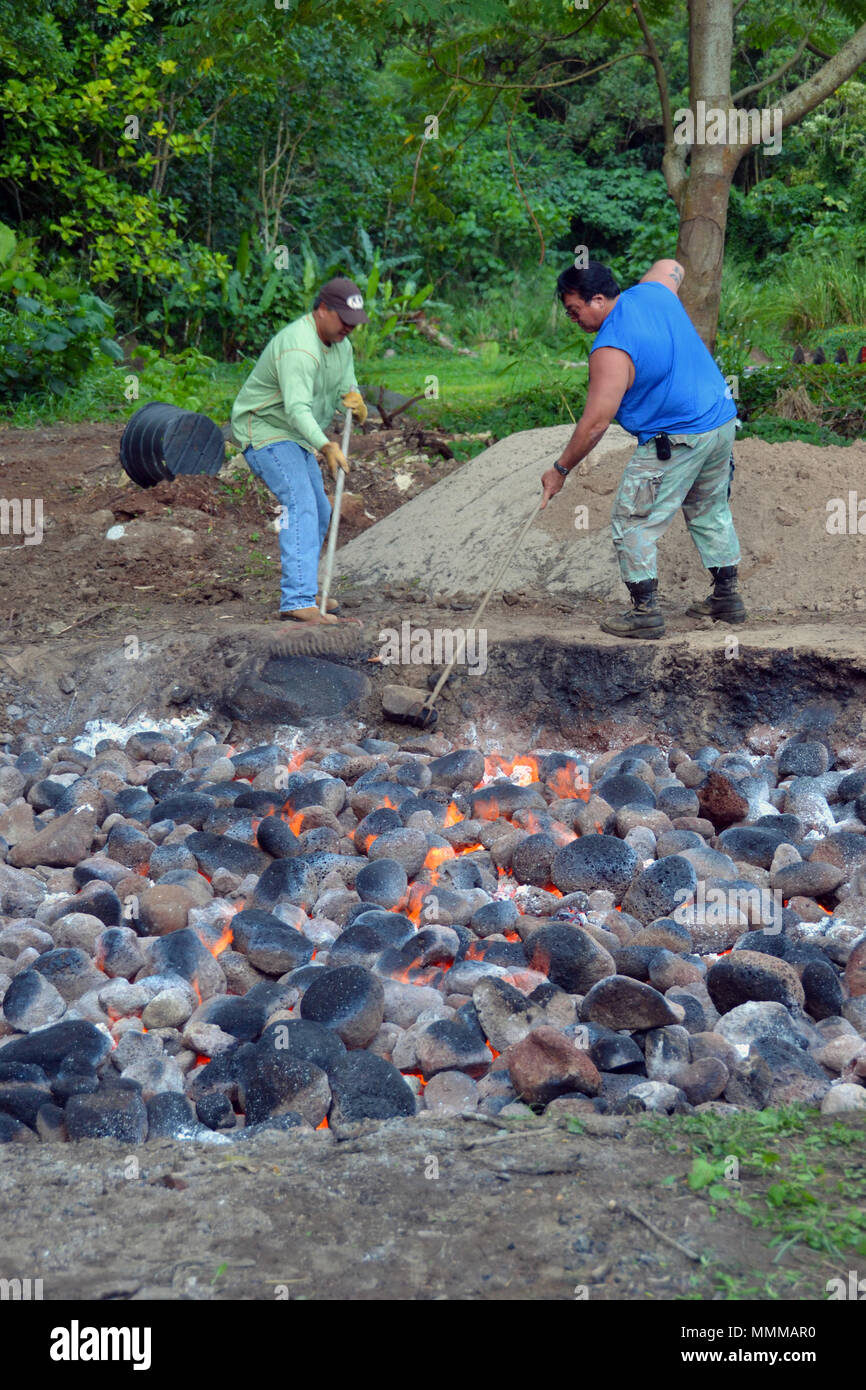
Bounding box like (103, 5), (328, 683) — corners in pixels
(739, 364), (865, 440)
(645, 1107), (866, 1298)
(1, 0), (864, 437)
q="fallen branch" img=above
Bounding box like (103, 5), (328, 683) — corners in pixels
(609, 1198), (700, 1261)
(375, 387), (428, 429)
(412, 312), (479, 357)
(52, 603), (121, 636)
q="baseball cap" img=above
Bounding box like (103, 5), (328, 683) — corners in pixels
(318, 277), (370, 325)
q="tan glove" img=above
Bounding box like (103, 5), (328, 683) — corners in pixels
(320, 441), (350, 481)
(341, 389), (368, 426)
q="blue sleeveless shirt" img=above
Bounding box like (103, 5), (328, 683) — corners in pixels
(591, 282), (736, 443)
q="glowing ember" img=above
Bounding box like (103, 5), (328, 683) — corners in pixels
(547, 764), (591, 802)
(482, 752), (542, 785)
(209, 923), (233, 957)
(28, 720), (850, 1155)
(286, 748), (315, 772)
(406, 883), (427, 926)
(279, 805), (305, 835)
(423, 844), (456, 872)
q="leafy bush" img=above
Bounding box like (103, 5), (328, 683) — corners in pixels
(147, 235), (311, 358)
(738, 364), (865, 438)
(129, 345), (244, 418)
(0, 223), (121, 396)
(738, 416), (850, 447)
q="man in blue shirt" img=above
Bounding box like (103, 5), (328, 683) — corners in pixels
(541, 259), (745, 638)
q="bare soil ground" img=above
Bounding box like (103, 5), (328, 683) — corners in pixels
(1, 419), (865, 653)
(2, 1111), (863, 1302)
(0, 418), (466, 646)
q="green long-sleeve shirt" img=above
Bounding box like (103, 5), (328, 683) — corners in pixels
(230, 312), (357, 453)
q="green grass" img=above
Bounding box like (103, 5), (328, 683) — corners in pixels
(361, 337), (587, 457)
(643, 1107), (866, 1299)
(364, 335), (587, 406)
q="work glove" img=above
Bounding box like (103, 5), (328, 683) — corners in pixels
(321, 441), (350, 481)
(341, 389), (368, 426)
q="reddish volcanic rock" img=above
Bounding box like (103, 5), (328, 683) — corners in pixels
(504, 1025), (601, 1105)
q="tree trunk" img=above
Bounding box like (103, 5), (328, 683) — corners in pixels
(676, 155), (735, 350)
(675, 0), (735, 350)
(668, 2), (866, 350)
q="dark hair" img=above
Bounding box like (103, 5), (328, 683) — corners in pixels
(556, 260), (620, 303)
(312, 293), (322, 309)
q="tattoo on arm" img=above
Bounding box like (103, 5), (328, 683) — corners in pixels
(668, 265), (683, 287)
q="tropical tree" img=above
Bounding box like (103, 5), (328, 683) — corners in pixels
(390, 0), (866, 345)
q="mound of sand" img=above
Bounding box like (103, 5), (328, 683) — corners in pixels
(334, 425), (866, 616)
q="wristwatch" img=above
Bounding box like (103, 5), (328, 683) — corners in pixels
(553, 462), (569, 478)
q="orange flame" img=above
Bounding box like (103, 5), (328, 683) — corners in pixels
(424, 844), (456, 872)
(444, 801), (464, 827)
(279, 805), (305, 835)
(406, 882), (427, 926)
(392, 955), (450, 986)
(209, 923), (233, 957)
(286, 748), (315, 773)
(547, 765), (591, 802)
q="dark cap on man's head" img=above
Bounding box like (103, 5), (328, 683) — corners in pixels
(318, 277), (370, 325)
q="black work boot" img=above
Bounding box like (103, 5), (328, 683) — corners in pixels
(687, 565), (747, 623)
(600, 579), (665, 639)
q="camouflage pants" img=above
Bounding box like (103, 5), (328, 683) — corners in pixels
(610, 418), (740, 582)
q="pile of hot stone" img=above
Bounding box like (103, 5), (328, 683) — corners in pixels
(0, 729), (865, 1145)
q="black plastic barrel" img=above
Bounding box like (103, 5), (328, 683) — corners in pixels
(119, 402), (226, 488)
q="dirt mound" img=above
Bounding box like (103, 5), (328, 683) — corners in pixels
(336, 426), (866, 615)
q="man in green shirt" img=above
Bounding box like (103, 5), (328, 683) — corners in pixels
(231, 277), (369, 624)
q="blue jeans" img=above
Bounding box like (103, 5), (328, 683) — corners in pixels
(244, 441), (331, 611)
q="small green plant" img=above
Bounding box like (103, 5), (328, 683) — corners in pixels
(686, 1155), (732, 1201)
(349, 253), (434, 363)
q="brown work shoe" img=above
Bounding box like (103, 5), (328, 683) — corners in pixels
(279, 607), (339, 625)
(316, 595), (340, 613)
